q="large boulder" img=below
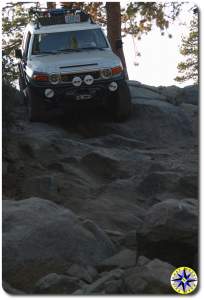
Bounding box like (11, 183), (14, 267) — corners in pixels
(127, 98), (193, 145)
(157, 85), (182, 100)
(124, 259), (175, 294)
(137, 198), (198, 267)
(127, 81), (167, 102)
(176, 85), (198, 105)
(96, 249), (137, 271)
(2, 198), (115, 291)
(139, 198), (198, 245)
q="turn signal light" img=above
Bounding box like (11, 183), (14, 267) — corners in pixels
(111, 66), (123, 75)
(33, 74), (49, 81)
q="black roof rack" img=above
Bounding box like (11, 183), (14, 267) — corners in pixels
(29, 8), (94, 28)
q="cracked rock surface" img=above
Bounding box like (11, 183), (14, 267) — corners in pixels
(2, 81), (198, 294)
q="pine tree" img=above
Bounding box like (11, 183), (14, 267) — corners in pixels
(2, 2), (34, 84)
(175, 9), (199, 84)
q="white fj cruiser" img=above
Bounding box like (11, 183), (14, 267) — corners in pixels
(15, 8), (131, 121)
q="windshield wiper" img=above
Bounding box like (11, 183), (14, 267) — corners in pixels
(57, 48), (81, 53)
(78, 47), (105, 51)
(34, 51), (58, 55)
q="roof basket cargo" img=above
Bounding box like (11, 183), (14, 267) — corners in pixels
(29, 8), (93, 27)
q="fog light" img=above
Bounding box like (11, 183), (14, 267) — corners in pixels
(72, 76), (82, 87)
(109, 81), (118, 92)
(45, 88), (54, 98)
(84, 74), (94, 85)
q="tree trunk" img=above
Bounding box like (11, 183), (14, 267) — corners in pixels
(47, 2), (56, 9)
(106, 2), (128, 79)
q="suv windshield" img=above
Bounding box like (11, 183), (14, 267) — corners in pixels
(32, 29), (108, 54)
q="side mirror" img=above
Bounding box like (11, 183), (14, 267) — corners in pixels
(115, 39), (123, 50)
(15, 49), (22, 59)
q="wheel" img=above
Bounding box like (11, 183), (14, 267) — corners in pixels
(108, 81), (132, 122)
(26, 90), (47, 122)
(18, 76), (27, 105)
(19, 76), (24, 93)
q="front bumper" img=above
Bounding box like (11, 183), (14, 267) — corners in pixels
(27, 75), (124, 107)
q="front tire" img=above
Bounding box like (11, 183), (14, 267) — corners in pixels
(19, 76), (27, 105)
(26, 90), (47, 122)
(108, 81), (132, 122)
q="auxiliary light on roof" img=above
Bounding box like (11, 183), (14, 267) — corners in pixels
(29, 7), (93, 28)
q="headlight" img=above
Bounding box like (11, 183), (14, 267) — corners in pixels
(72, 76), (82, 87)
(101, 68), (112, 79)
(84, 74), (94, 85)
(45, 88), (54, 98)
(108, 81), (118, 92)
(49, 73), (60, 85)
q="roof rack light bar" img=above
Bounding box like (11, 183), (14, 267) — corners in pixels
(29, 7), (94, 27)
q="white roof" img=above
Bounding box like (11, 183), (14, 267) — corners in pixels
(27, 21), (101, 34)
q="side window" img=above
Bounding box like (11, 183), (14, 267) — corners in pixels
(23, 32), (31, 59)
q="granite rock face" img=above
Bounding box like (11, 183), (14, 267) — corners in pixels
(2, 81), (198, 294)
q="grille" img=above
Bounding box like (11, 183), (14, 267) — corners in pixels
(61, 71), (100, 82)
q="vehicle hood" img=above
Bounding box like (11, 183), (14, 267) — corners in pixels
(27, 49), (121, 75)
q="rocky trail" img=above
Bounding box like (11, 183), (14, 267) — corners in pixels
(2, 81), (198, 294)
